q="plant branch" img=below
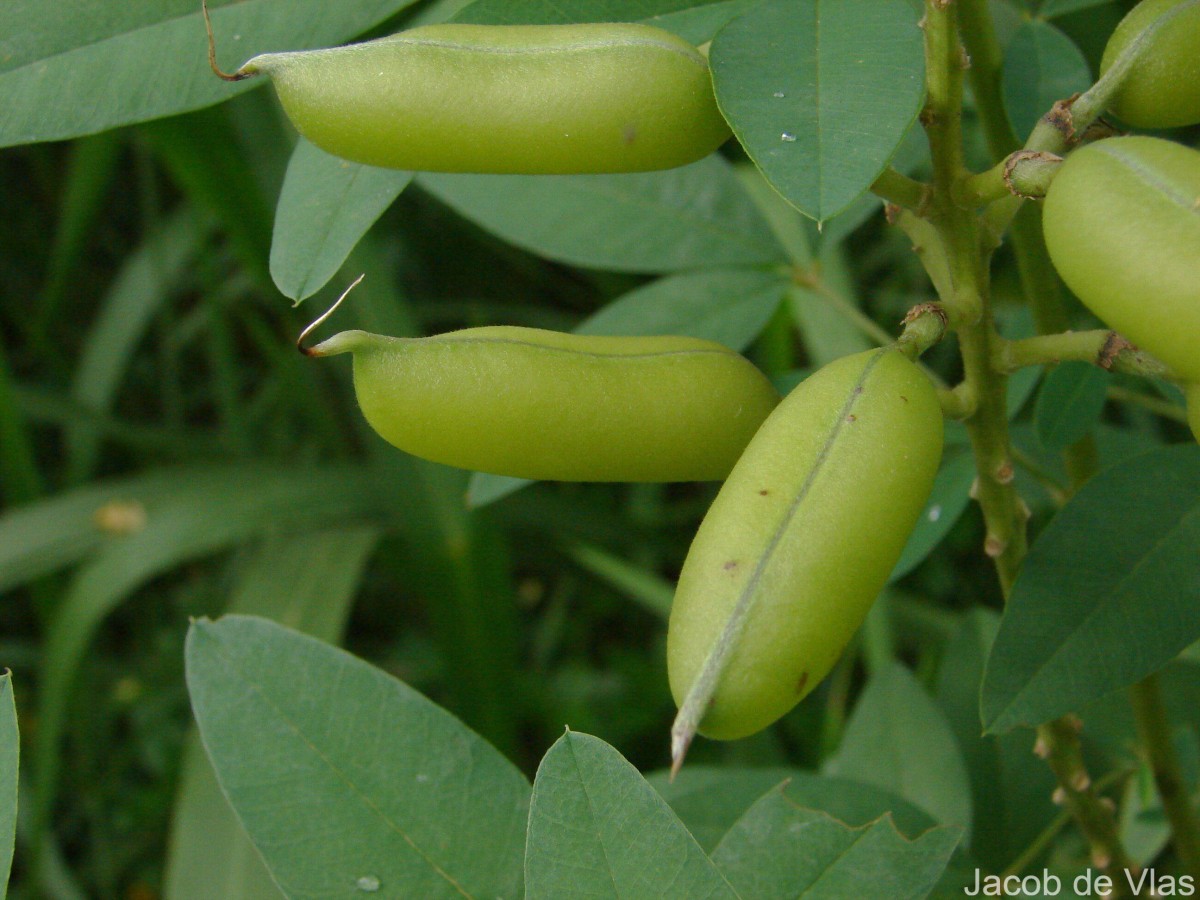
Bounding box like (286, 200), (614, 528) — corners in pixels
(870, 166), (931, 211)
(996, 330), (1175, 379)
(956, 151), (1063, 207)
(1035, 718), (1139, 882)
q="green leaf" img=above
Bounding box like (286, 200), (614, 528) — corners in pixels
(711, 788), (959, 900)
(0, 672), (17, 899)
(825, 662), (973, 841)
(1034, 361), (1109, 450)
(983, 446), (1200, 732)
(787, 282), (872, 367)
(577, 268), (787, 351)
(934, 610), (1057, 871)
(1039, 0), (1113, 17)
(271, 139), (413, 301)
(187, 614), (530, 899)
(466, 473), (530, 509)
(1001, 19), (1092, 141)
(647, 767), (941, 852)
(164, 528), (381, 900)
(0, 0), (420, 148)
(645, 1), (762, 44)
(418, 156), (784, 274)
(453, 0), (729, 24)
(709, 0), (926, 222)
(525, 731), (736, 899)
(890, 449), (977, 583)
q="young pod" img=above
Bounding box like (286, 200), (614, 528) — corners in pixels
(305, 326), (780, 482)
(667, 348), (943, 740)
(219, 22), (731, 174)
(1100, 0), (1200, 128)
(1042, 136), (1200, 383)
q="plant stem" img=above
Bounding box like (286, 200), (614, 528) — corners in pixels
(1130, 674), (1200, 882)
(922, 0), (1024, 588)
(1036, 718), (1138, 882)
(921, 1), (1138, 887)
(1003, 766), (1134, 879)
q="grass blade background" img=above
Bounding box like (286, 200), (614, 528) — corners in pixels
(29, 464), (396, 856)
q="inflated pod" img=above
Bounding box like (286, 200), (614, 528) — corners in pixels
(1042, 136), (1200, 383)
(1100, 0), (1200, 128)
(306, 326), (780, 482)
(222, 23), (731, 174)
(667, 348), (943, 740)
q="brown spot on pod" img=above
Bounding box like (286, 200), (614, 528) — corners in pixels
(795, 671), (809, 695)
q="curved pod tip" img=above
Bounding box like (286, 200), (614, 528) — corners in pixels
(296, 274), (369, 357)
(202, 0), (260, 82)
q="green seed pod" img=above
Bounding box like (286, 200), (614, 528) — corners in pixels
(667, 348), (943, 741)
(219, 21), (731, 174)
(1042, 136), (1200, 383)
(1187, 384), (1200, 443)
(306, 325), (779, 482)
(1100, 0), (1200, 129)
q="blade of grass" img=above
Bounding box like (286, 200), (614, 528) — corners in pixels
(28, 462), (397, 880)
(139, 106), (273, 290)
(66, 209), (211, 484)
(37, 131), (123, 346)
(0, 338), (45, 505)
